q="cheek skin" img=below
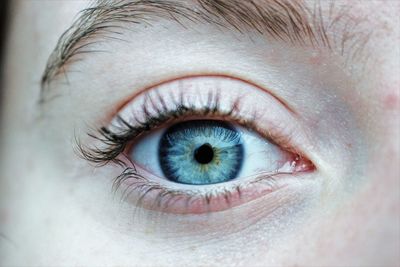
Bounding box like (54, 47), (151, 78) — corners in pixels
(383, 92), (399, 110)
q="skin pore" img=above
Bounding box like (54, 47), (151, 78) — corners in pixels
(0, 0), (399, 266)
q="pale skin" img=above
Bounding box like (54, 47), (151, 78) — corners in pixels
(0, 0), (399, 266)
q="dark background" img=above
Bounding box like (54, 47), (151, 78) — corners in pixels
(1, 0), (9, 63)
(1, 0), (10, 111)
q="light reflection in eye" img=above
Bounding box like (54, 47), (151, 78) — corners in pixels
(80, 75), (315, 214)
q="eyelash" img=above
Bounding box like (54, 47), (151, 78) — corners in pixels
(77, 90), (306, 212)
(112, 167), (285, 213)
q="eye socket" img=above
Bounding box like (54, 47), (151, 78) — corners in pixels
(80, 75), (315, 214)
(131, 119), (293, 185)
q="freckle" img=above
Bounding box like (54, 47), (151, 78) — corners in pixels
(346, 143), (352, 148)
(384, 93), (399, 110)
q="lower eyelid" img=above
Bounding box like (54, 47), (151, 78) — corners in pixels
(136, 184), (282, 214)
(124, 179), (319, 242)
(114, 161), (314, 214)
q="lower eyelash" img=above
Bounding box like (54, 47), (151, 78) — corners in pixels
(111, 167), (284, 213)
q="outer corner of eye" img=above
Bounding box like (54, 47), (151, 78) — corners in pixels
(98, 75), (316, 214)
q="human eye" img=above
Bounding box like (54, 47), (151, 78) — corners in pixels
(79, 75), (315, 214)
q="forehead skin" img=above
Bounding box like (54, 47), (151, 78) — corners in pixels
(0, 0), (399, 266)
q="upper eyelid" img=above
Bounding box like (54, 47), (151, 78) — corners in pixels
(111, 74), (299, 121)
(40, 0), (374, 101)
(79, 76), (310, 166)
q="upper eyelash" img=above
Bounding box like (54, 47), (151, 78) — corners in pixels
(77, 86), (300, 168)
(77, 90), (255, 167)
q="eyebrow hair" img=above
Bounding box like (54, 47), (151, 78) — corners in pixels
(41, 0), (372, 96)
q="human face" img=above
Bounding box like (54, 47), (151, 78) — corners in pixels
(0, 0), (399, 266)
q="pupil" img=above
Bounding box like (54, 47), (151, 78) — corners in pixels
(194, 143), (214, 164)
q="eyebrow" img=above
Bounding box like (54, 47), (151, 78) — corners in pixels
(41, 0), (372, 96)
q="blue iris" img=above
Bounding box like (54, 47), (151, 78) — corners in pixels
(158, 120), (244, 185)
